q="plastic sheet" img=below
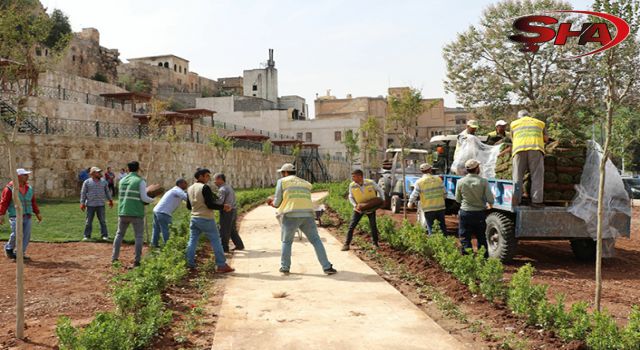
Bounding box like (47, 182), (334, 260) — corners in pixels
(450, 134), (502, 178)
(568, 140), (631, 241)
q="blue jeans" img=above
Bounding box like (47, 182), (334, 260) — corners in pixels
(5, 216), (32, 254)
(151, 212), (173, 247)
(280, 216), (332, 271)
(83, 205), (108, 238)
(424, 209), (447, 236)
(458, 210), (488, 258)
(186, 217), (226, 268)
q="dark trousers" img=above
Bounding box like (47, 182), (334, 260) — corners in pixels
(424, 209), (447, 235)
(458, 209), (488, 257)
(83, 205), (108, 238)
(345, 211), (379, 245)
(108, 183), (115, 197)
(219, 209), (244, 252)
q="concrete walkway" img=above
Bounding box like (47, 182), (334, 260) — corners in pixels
(212, 193), (467, 350)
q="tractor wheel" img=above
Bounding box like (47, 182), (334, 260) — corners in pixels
(570, 239), (596, 261)
(390, 195), (401, 214)
(486, 212), (517, 262)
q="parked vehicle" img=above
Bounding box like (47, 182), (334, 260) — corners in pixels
(622, 177), (640, 199)
(378, 148), (431, 213)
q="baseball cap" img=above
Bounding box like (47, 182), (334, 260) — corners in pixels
(419, 163), (432, 171)
(495, 120), (507, 126)
(90, 166), (102, 173)
(277, 163), (296, 172)
(16, 168), (31, 176)
(465, 159), (480, 170)
(466, 120), (479, 128)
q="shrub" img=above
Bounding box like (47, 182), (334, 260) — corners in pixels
(478, 258), (505, 303)
(587, 311), (622, 350)
(622, 306), (640, 349)
(507, 264), (548, 325)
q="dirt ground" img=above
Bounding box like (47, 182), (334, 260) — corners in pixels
(0, 242), (146, 349)
(380, 206), (640, 324)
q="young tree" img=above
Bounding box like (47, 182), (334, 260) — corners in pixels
(589, 0), (640, 311)
(387, 88), (425, 218)
(360, 116), (384, 174)
(0, 1), (70, 339)
(209, 131), (234, 173)
(443, 0), (592, 124)
(342, 129), (360, 169)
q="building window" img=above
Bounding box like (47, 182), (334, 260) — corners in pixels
(296, 133), (303, 140)
(158, 62), (163, 67)
(164, 62), (169, 68)
(72, 55), (76, 62)
(305, 132), (312, 142)
(334, 131), (342, 141)
(252, 85), (258, 91)
(177, 79), (182, 85)
(174, 64), (177, 72)
(179, 66), (182, 73)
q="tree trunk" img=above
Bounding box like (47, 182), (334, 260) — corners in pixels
(401, 147), (407, 219)
(595, 98), (614, 311)
(6, 137), (24, 339)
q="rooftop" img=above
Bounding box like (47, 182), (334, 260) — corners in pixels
(127, 54), (190, 63)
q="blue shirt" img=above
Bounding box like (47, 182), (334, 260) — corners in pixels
(153, 186), (187, 215)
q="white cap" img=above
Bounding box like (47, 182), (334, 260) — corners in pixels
(90, 166), (102, 173)
(16, 168), (31, 176)
(277, 163), (296, 172)
(495, 120), (507, 126)
(517, 110), (529, 119)
(466, 120), (479, 128)
(464, 159), (480, 170)
(419, 163), (432, 171)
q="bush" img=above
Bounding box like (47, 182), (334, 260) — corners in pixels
(587, 311), (622, 350)
(507, 264), (548, 325)
(622, 306), (640, 349)
(556, 301), (591, 342)
(478, 258), (505, 303)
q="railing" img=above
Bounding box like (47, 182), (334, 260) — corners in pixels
(209, 119), (294, 140)
(0, 114), (303, 155)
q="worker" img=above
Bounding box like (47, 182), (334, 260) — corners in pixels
(486, 120), (511, 145)
(343, 169), (385, 251)
(268, 163), (336, 275)
(510, 110), (548, 207)
(453, 120), (479, 174)
(1, 168), (42, 260)
(408, 163), (448, 235)
(455, 159), (494, 257)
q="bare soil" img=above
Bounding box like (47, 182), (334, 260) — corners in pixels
(0, 242), (147, 349)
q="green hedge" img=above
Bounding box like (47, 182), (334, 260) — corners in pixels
(324, 182), (640, 350)
(55, 187), (277, 350)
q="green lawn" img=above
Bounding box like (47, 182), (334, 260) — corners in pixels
(0, 186), (278, 243)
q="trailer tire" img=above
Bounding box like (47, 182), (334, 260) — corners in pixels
(486, 212), (517, 262)
(570, 239), (596, 261)
(390, 195), (401, 214)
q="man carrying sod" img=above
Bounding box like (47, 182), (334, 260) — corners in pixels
(267, 163), (336, 275)
(342, 169), (385, 251)
(408, 163), (448, 236)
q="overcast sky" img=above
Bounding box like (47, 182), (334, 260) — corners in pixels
(41, 0), (592, 115)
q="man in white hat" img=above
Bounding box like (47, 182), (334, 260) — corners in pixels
(408, 163), (448, 235)
(80, 166), (113, 241)
(454, 159), (494, 258)
(510, 110), (548, 207)
(268, 163), (336, 275)
(486, 120), (511, 145)
(0, 168), (42, 260)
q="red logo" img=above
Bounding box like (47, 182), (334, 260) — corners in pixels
(509, 10), (630, 59)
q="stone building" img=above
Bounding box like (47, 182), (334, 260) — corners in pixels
(48, 28), (121, 84)
(218, 76), (244, 96)
(117, 54), (219, 107)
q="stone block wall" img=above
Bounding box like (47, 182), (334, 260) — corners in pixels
(0, 135), (351, 198)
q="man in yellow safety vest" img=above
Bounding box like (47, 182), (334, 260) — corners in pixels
(408, 163), (448, 235)
(510, 110), (549, 207)
(268, 163), (336, 275)
(342, 169), (385, 251)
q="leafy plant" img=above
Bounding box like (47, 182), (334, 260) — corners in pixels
(507, 264), (548, 325)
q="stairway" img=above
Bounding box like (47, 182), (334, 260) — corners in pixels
(0, 98), (42, 133)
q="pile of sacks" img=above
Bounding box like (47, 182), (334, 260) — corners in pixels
(494, 140), (587, 202)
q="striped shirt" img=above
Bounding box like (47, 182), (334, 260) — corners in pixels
(80, 178), (112, 207)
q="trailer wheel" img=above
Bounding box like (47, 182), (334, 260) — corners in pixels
(570, 239), (596, 261)
(390, 195), (401, 214)
(486, 212), (517, 262)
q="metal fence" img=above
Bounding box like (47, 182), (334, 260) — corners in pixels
(1, 114), (303, 155)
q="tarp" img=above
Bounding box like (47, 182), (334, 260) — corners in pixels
(568, 140), (631, 240)
(450, 134), (502, 178)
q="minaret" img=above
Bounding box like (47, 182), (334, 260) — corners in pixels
(265, 48), (278, 102)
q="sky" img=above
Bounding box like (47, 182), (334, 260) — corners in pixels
(41, 0), (593, 115)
